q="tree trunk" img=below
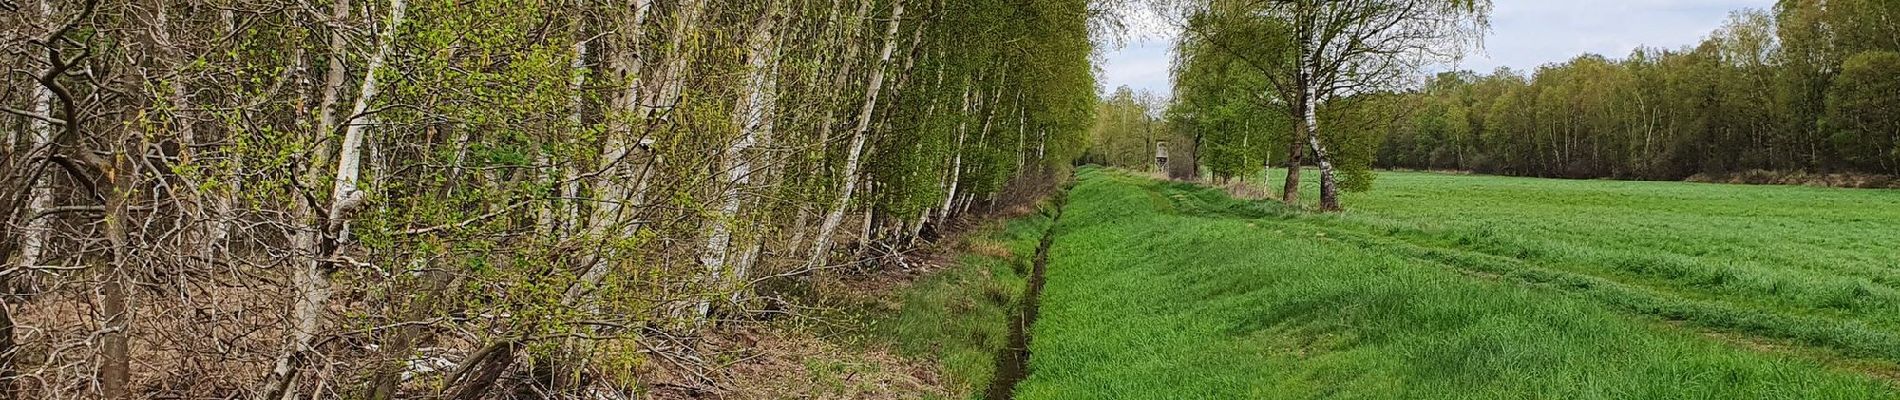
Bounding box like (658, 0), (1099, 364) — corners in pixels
(16, 0), (56, 275)
(1308, 133), (1341, 212)
(16, 94), (52, 273)
(0, 299), (13, 400)
(808, 0), (905, 270)
(540, 21), (591, 237)
(938, 86), (973, 223)
(266, 0), (356, 388)
(1190, 131), (1204, 180)
(264, 0), (405, 396)
(1281, 91), (1307, 204)
(568, 0), (652, 304)
(1036, 127), (1047, 165)
(696, 0), (779, 321)
(1014, 90), (1028, 172)
(784, 0), (853, 256)
(99, 152), (135, 400)
(1299, 73), (1340, 212)
(637, 0), (708, 127)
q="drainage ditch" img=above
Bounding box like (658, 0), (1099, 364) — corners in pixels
(983, 188), (1068, 400)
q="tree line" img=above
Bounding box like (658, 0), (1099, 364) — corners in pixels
(1081, 85), (1167, 169)
(0, 0), (1100, 398)
(1093, 0), (1488, 210)
(1378, 0), (1900, 181)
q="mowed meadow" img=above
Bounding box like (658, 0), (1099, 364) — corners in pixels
(970, 167), (1900, 398)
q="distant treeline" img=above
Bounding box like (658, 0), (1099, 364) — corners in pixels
(1378, 0), (1899, 180)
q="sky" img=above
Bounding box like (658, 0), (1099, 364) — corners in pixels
(1097, 0), (1779, 99)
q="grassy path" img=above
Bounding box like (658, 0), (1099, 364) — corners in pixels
(1007, 168), (1899, 399)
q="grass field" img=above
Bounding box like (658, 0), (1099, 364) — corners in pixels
(992, 167), (1900, 399)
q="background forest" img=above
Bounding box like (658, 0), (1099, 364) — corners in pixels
(1087, 0), (1900, 194)
(1382, 0), (1900, 181)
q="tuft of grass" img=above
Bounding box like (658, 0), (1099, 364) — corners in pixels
(1008, 167), (1897, 399)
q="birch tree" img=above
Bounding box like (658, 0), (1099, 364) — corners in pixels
(263, 0), (407, 396)
(697, 0), (782, 320)
(809, 0), (906, 270)
(1167, 0), (1489, 210)
(568, 0), (653, 305)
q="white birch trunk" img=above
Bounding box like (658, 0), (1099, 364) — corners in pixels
(857, 205), (875, 256)
(789, 0), (872, 258)
(154, 2), (226, 267)
(781, 0), (847, 256)
(1015, 90), (1027, 172)
(949, 70), (1007, 218)
(17, 0), (57, 273)
(638, 0), (707, 125)
(263, 0), (404, 396)
(937, 86), (973, 222)
(567, 0), (653, 304)
(786, 207), (813, 254)
(266, 0), (350, 395)
(908, 208), (928, 244)
(695, 2), (778, 320)
(1299, 55), (1340, 210)
(328, 0), (403, 242)
(18, 60), (53, 271)
(541, 22), (591, 236)
(905, 64), (951, 242)
(539, 16), (589, 237)
(1035, 127), (1046, 162)
(808, 0), (905, 269)
(313, 0), (352, 152)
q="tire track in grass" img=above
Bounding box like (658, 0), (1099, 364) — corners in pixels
(1132, 175), (1900, 385)
(1253, 218), (1900, 385)
(1671, 320), (1900, 384)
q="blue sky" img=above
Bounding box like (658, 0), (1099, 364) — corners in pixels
(1098, 0), (1779, 98)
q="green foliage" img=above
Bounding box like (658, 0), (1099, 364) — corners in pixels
(1164, 0), (1488, 202)
(1166, 26), (1292, 181)
(1167, 1), (1299, 183)
(1084, 86), (1166, 169)
(1383, 3), (1900, 178)
(3, 0), (1112, 395)
(1317, 94), (1404, 192)
(857, 0), (1100, 221)
(1824, 51), (1900, 173)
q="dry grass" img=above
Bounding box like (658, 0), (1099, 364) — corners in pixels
(645, 326), (948, 400)
(967, 240), (1013, 260)
(1688, 170), (1900, 189)
(13, 278), (288, 399)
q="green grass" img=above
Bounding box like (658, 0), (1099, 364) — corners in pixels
(1276, 169), (1900, 362)
(872, 206), (1059, 399)
(1006, 167), (1900, 399)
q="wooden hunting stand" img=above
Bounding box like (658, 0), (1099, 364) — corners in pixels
(1155, 141), (1170, 172)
